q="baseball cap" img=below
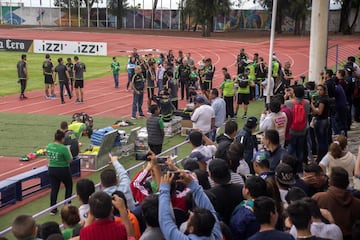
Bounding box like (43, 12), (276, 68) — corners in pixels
(275, 163), (296, 185)
(194, 95), (207, 104)
(245, 117), (258, 129)
(208, 159), (231, 185)
(253, 149), (270, 164)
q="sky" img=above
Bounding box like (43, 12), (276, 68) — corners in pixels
(3, 0), (341, 10)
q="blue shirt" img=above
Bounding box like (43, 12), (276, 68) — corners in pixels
(211, 97), (226, 128)
(127, 61), (136, 74)
(159, 180), (222, 240)
(102, 161), (136, 211)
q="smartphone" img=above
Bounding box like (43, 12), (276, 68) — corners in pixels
(135, 152), (149, 161)
(157, 157), (168, 164)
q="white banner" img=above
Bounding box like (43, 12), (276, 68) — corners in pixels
(33, 40), (107, 56)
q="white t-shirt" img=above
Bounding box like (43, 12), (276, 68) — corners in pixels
(191, 104), (215, 134)
(260, 112), (288, 146)
(290, 222), (343, 240)
(79, 204), (90, 222)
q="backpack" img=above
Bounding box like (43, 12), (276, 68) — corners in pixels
(290, 100), (306, 131)
(238, 80), (248, 88)
(72, 112), (93, 128)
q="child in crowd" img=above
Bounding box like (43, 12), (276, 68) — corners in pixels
(76, 178), (95, 222)
(12, 215), (39, 240)
(61, 205), (81, 240)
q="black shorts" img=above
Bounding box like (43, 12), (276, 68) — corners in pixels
(44, 75), (54, 84)
(201, 81), (212, 91)
(238, 93), (250, 105)
(147, 88), (155, 99)
(74, 80), (84, 89)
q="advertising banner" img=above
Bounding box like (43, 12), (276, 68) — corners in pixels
(0, 38), (33, 52)
(33, 40), (107, 56)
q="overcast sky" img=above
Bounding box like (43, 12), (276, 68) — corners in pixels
(6, 0), (340, 10)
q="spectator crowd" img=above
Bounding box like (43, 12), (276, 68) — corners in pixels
(9, 48), (360, 240)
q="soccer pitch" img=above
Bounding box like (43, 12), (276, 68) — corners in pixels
(0, 52), (128, 96)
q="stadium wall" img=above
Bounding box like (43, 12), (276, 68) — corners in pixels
(1, 6), (360, 33)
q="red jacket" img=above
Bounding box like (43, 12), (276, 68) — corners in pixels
(80, 218), (127, 240)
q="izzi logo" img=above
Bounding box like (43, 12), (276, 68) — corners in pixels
(0, 39), (33, 52)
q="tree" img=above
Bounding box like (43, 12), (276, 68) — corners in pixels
(335, 0), (360, 34)
(108, 0), (128, 29)
(184, 0), (231, 37)
(150, 0), (158, 29)
(255, 0), (309, 35)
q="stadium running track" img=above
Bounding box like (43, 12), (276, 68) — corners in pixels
(0, 28), (358, 214)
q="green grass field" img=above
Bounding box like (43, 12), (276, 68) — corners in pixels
(0, 52), (128, 96)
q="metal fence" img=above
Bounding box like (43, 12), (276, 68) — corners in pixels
(0, 140), (189, 236)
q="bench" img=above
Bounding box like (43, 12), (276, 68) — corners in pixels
(8, 166), (50, 201)
(0, 179), (17, 208)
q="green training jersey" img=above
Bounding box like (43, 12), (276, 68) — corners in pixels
(247, 64), (256, 81)
(272, 61), (279, 77)
(47, 142), (72, 167)
(111, 61), (120, 74)
(221, 79), (235, 97)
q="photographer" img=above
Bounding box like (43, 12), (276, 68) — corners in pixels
(152, 91), (176, 122)
(146, 105), (164, 155)
(130, 151), (189, 212)
(159, 171), (222, 240)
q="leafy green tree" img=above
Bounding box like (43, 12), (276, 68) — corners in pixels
(335, 0), (360, 34)
(108, 0), (128, 29)
(253, 0), (309, 35)
(184, 0), (231, 37)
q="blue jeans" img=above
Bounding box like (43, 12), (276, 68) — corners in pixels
(314, 118), (329, 162)
(332, 108), (348, 136)
(288, 134), (306, 173)
(158, 79), (163, 94)
(113, 73), (119, 88)
(132, 92), (144, 117)
(127, 72), (133, 90)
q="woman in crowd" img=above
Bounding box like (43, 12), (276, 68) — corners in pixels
(319, 135), (356, 188)
(46, 130), (73, 215)
(310, 84), (331, 162)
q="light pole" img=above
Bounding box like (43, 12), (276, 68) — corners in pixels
(265, 0), (278, 104)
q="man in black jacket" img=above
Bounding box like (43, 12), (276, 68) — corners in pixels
(215, 120), (238, 160)
(235, 117), (258, 174)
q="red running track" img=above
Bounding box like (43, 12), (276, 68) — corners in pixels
(0, 29), (358, 118)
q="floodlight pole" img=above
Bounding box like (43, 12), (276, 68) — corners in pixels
(308, 0), (330, 84)
(266, 0), (277, 104)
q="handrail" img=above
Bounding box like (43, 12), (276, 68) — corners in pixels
(0, 140), (189, 236)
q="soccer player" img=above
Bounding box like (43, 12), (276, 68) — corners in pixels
(73, 56), (86, 104)
(110, 56), (120, 88)
(43, 54), (55, 99)
(146, 62), (156, 112)
(17, 54), (28, 100)
(66, 58), (74, 93)
(130, 66), (145, 119)
(54, 58), (72, 104)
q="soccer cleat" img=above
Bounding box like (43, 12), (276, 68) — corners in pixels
(241, 115), (247, 119)
(75, 99), (81, 104)
(131, 117), (137, 120)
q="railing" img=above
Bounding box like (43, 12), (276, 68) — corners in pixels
(0, 140), (189, 236)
